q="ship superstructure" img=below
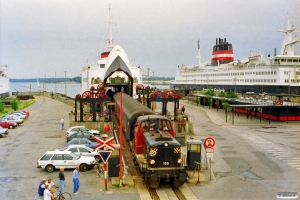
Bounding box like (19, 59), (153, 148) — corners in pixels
(172, 15), (300, 94)
(0, 65), (10, 97)
(81, 6), (143, 97)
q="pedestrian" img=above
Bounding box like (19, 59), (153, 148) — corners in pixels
(181, 106), (185, 114)
(60, 118), (64, 130)
(43, 184), (56, 200)
(37, 178), (47, 198)
(45, 178), (59, 191)
(73, 166), (80, 194)
(58, 167), (65, 193)
(104, 123), (111, 135)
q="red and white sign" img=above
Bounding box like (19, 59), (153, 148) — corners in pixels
(94, 137), (115, 150)
(204, 137), (215, 148)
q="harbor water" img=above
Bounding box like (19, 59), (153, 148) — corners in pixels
(10, 82), (171, 98)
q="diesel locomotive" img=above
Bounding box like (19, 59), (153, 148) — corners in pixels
(113, 92), (187, 188)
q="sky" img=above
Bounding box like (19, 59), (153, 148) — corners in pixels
(1, 0), (299, 79)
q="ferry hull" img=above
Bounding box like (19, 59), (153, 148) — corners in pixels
(172, 84), (300, 95)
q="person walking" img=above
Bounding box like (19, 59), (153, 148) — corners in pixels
(181, 106), (185, 114)
(37, 178), (47, 198)
(60, 118), (64, 130)
(58, 167), (65, 193)
(72, 166), (80, 194)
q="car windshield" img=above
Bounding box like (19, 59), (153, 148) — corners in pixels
(59, 146), (68, 151)
(70, 152), (80, 159)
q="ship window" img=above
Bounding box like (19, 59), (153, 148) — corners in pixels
(271, 71), (273, 75)
(287, 59), (292, 62)
(281, 59), (286, 62)
(100, 64), (105, 68)
(293, 59), (299, 62)
(268, 72), (270, 75)
(274, 72), (277, 75)
(271, 79), (273, 82)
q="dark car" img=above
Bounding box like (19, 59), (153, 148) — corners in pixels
(66, 138), (100, 149)
(66, 132), (95, 142)
(0, 120), (18, 129)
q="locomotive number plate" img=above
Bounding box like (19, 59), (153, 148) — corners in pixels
(163, 162), (169, 165)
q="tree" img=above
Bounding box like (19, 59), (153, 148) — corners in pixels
(0, 101), (5, 112)
(10, 99), (19, 111)
(226, 90), (238, 98)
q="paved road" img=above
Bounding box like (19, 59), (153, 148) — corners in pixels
(1, 96), (299, 200)
(0, 96), (139, 200)
(180, 101), (300, 200)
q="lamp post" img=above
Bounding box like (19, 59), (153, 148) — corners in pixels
(55, 71), (57, 94)
(147, 68), (150, 86)
(44, 73), (46, 91)
(152, 71), (154, 88)
(64, 71), (67, 96)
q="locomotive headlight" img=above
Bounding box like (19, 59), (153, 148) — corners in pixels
(149, 159), (156, 164)
(177, 158), (183, 164)
(164, 142), (169, 147)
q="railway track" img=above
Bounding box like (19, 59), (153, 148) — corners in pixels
(148, 183), (187, 200)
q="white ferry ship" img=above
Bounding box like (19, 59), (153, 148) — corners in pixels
(171, 15), (300, 95)
(81, 6), (143, 97)
(0, 65), (10, 97)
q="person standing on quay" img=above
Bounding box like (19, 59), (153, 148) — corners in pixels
(181, 106), (185, 114)
(104, 123), (111, 135)
(60, 118), (64, 130)
(58, 167), (65, 193)
(72, 166), (80, 194)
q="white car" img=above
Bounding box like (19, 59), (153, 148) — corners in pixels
(65, 126), (100, 136)
(37, 151), (96, 172)
(56, 145), (100, 161)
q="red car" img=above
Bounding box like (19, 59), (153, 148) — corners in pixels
(0, 120), (18, 129)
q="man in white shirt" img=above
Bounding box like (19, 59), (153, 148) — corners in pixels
(43, 185), (56, 200)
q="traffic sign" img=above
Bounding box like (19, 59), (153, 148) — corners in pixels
(204, 137), (215, 148)
(94, 137), (115, 150)
(205, 148), (214, 153)
(98, 150), (113, 163)
(206, 153), (213, 158)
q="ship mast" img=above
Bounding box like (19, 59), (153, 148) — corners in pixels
(106, 4), (114, 51)
(195, 40), (201, 67)
(278, 15), (299, 55)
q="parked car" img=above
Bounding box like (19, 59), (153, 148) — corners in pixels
(56, 145), (100, 161)
(0, 127), (8, 138)
(0, 120), (18, 129)
(66, 131), (95, 142)
(13, 110), (30, 116)
(37, 150), (96, 172)
(2, 116), (24, 125)
(66, 138), (100, 149)
(66, 126), (100, 136)
(11, 112), (28, 119)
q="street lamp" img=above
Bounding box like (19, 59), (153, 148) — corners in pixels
(147, 68), (150, 86)
(55, 71), (57, 94)
(64, 71), (67, 96)
(44, 73), (46, 91)
(152, 71), (154, 88)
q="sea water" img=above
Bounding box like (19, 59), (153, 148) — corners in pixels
(10, 82), (170, 98)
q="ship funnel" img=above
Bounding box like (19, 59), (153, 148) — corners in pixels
(274, 48), (277, 56)
(224, 38), (226, 43)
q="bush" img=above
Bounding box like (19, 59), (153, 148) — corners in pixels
(10, 99), (19, 111)
(0, 101), (5, 112)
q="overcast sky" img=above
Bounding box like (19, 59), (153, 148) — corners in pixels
(1, 0), (299, 79)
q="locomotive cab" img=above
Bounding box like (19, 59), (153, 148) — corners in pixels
(142, 130), (187, 188)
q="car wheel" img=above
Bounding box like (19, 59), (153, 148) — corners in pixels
(0, 134), (2, 138)
(9, 125), (13, 129)
(46, 165), (55, 172)
(80, 163), (88, 172)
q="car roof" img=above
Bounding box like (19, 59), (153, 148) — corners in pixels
(69, 138), (90, 141)
(44, 151), (72, 154)
(67, 144), (89, 147)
